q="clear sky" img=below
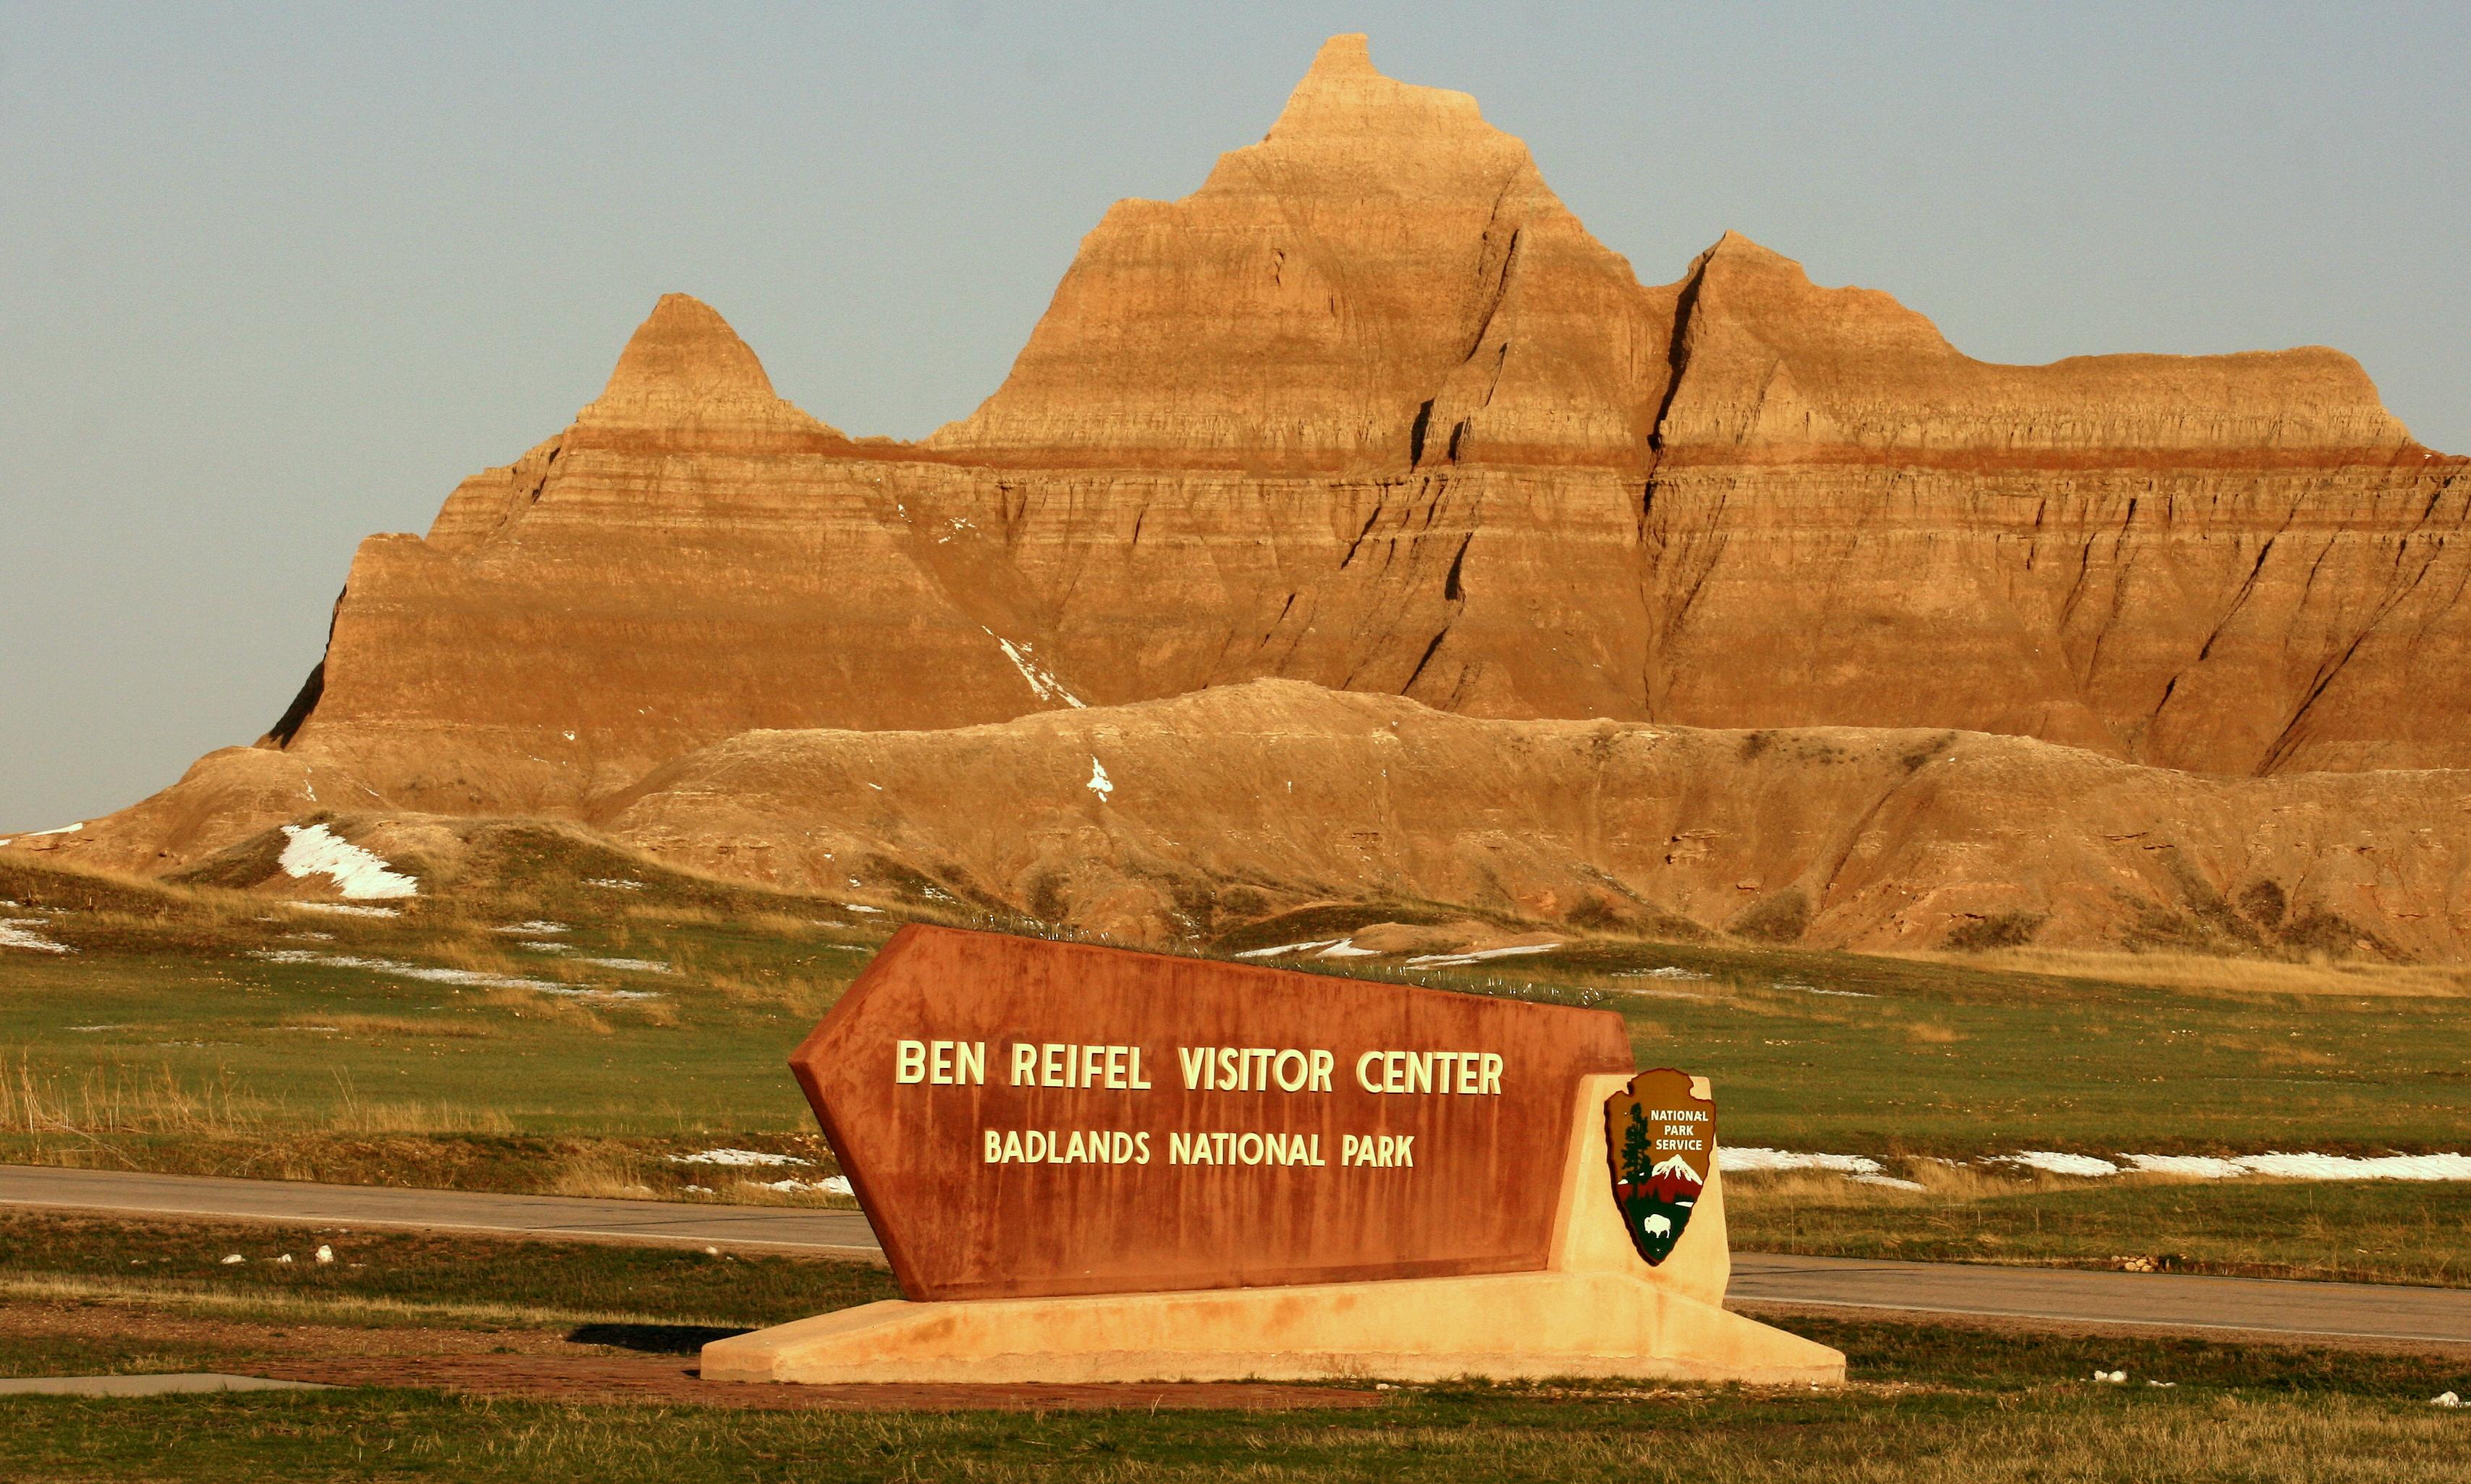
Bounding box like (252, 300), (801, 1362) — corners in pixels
(4, 1), (2464, 829)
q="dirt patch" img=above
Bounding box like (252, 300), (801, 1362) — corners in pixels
(1, 1298), (1382, 1410)
(253, 1354), (1386, 1411)
(0, 1298), (583, 1358)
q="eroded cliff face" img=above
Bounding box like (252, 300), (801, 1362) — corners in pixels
(588, 682), (2471, 959)
(24, 35), (2470, 955)
(926, 35), (1675, 472)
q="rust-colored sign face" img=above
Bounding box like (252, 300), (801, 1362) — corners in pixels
(1605, 1068), (1715, 1266)
(793, 925), (1635, 1301)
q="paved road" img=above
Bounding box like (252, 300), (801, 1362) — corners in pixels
(9, 1165), (2470, 1347)
(0, 1165), (881, 1258)
(1728, 1252), (2471, 1347)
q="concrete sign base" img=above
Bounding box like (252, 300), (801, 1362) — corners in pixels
(704, 1074), (1844, 1386)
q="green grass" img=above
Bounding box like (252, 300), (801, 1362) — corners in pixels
(0, 1210), (897, 1356)
(1399, 938), (2471, 1158)
(3, 1215), (2469, 1480)
(1727, 1173), (2471, 1286)
(9, 847), (2471, 1285)
(0, 1318), (2466, 1482)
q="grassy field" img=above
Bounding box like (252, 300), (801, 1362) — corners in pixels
(1, 1209), (2467, 1483)
(6, 846), (2470, 1283)
(1726, 1170), (2471, 1286)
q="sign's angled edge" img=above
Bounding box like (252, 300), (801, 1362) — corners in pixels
(789, 922), (932, 1297)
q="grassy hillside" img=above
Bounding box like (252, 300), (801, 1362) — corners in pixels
(5, 844), (2468, 1282)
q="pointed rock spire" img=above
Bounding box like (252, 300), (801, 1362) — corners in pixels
(598, 293), (780, 403)
(930, 34), (1657, 469)
(575, 294), (841, 449)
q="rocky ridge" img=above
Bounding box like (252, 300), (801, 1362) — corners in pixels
(16, 35), (2468, 958)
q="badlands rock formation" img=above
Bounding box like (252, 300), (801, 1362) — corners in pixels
(19, 35), (2470, 956)
(591, 681), (2471, 959)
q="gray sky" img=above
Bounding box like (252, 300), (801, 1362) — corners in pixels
(4, 1), (2465, 830)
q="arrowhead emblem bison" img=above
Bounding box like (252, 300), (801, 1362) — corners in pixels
(1605, 1068), (1715, 1265)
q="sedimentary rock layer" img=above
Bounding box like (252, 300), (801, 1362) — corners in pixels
(21, 35), (2470, 958)
(588, 681), (2471, 959)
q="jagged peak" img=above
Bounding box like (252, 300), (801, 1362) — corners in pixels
(575, 293), (840, 442)
(593, 293), (777, 404)
(1684, 231), (1808, 284)
(1264, 32), (1492, 145)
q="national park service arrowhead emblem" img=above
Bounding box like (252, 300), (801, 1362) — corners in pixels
(1605, 1067), (1715, 1265)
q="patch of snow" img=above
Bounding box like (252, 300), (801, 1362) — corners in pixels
(518, 941), (573, 954)
(492, 921), (570, 935)
(2118, 1153), (2247, 1179)
(1849, 1174), (1929, 1192)
(245, 949), (659, 1001)
(1616, 967), (1712, 980)
(984, 627), (1086, 708)
(668, 1148), (811, 1168)
(752, 1176), (853, 1195)
(536, 985), (661, 1003)
(1801, 987), (1877, 998)
(1317, 938), (1381, 959)
(1406, 944), (1560, 967)
(842, 903), (883, 915)
(277, 823), (418, 900)
(26, 821), (84, 836)
(1995, 1152), (2123, 1179)
(0, 920), (73, 954)
(289, 902), (400, 918)
(580, 957), (677, 975)
(2237, 1152), (2471, 1182)
(65, 1025), (124, 1033)
(585, 878), (646, 891)
(1233, 939), (1341, 959)
(2116, 1151), (2471, 1182)
(1719, 1148), (1888, 1177)
(1086, 757), (1113, 800)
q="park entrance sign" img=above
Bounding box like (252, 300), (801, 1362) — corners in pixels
(704, 926), (1841, 1386)
(793, 923), (1633, 1299)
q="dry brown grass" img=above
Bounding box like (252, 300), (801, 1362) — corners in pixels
(274, 1014), (499, 1041)
(545, 1145), (661, 1199)
(321, 1101), (518, 1137)
(1932, 946), (2471, 998)
(0, 1055), (518, 1139)
(475, 987), (614, 1034)
(1905, 1020), (1966, 1044)
(1, 1055), (279, 1135)
(2207, 1033), (2341, 1068)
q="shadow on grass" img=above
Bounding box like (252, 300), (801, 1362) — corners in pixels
(567, 1323), (751, 1354)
